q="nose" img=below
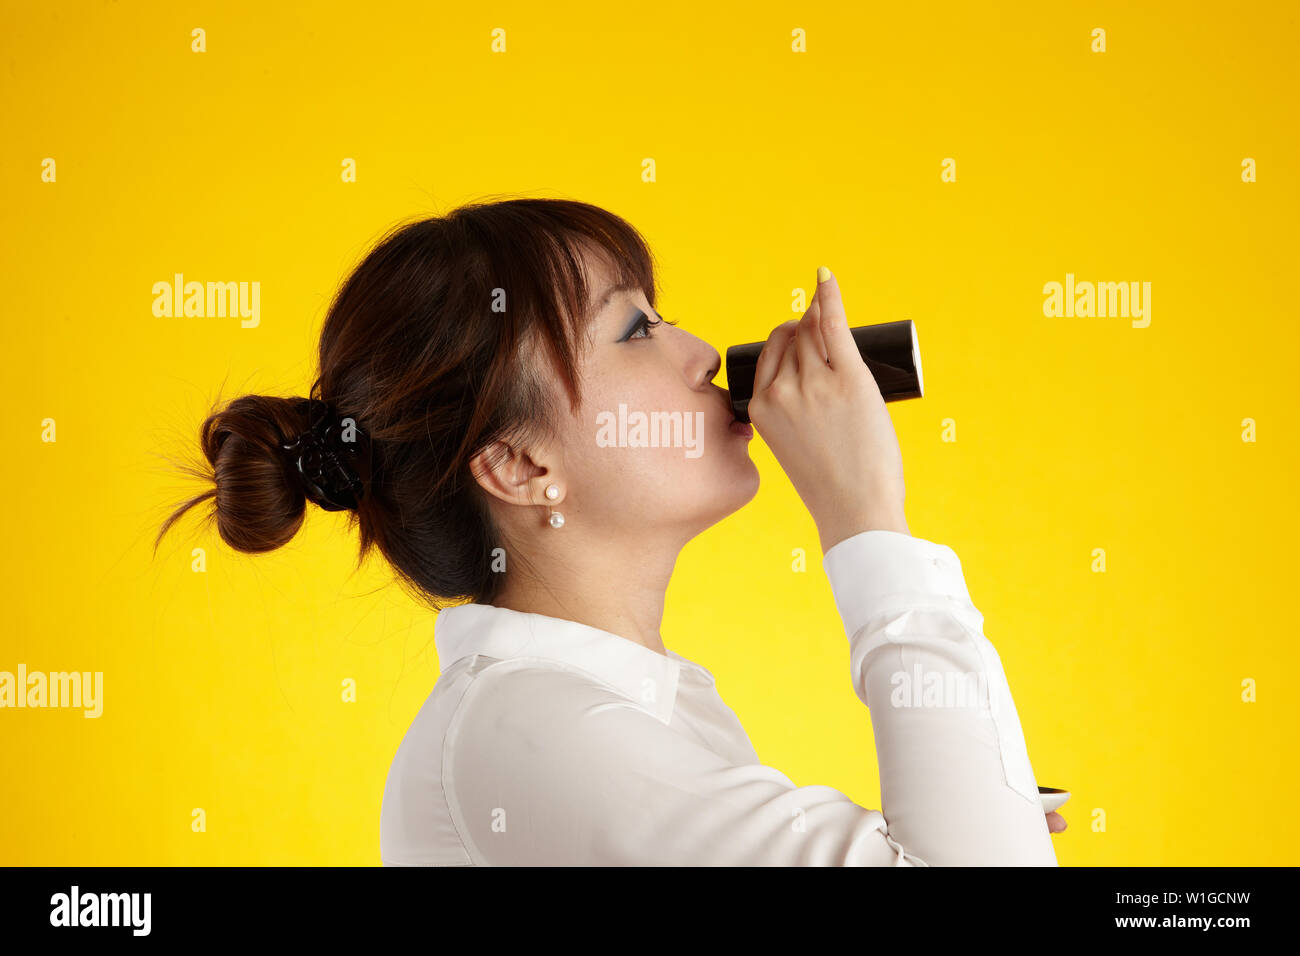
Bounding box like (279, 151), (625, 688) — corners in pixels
(690, 336), (721, 389)
(666, 323), (724, 394)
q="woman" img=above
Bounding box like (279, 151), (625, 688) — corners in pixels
(158, 196), (1066, 865)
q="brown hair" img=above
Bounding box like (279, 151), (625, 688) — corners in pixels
(155, 195), (659, 608)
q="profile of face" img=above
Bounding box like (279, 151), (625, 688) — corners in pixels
(475, 246), (761, 555)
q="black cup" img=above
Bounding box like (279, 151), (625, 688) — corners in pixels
(725, 319), (924, 423)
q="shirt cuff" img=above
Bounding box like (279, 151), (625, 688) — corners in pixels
(820, 530), (979, 640)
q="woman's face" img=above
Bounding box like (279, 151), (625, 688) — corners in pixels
(545, 251), (760, 541)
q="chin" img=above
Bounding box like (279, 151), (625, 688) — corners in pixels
(735, 458), (760, 504)
(697, 460), (761, 529)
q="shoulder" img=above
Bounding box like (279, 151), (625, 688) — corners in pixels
(446, 656), (648, 746)
(442, 657), (665, 784)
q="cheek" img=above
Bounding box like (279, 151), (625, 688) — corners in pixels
(565, 418), (699, 518)
(580, 370), (687, 471)
(574, 356), (748, 514)
(567, 416), (757, 528)
(584, 438), (680, 503)
(590, 368), (678, 418)
(592, 420), (739, 498)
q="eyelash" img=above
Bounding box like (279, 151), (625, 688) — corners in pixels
(628, 313), (678, 340)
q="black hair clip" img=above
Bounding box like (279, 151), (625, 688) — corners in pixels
(280, 397), (367, 511)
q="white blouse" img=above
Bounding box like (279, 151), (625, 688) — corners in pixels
(379, 530), (1058, 866)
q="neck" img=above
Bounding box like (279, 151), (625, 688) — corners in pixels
(490, 535), (681, 657)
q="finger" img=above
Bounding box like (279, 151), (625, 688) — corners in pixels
(772, 323), (800, 385)
(806, 292), (822, 324)
(801, 291), (825, 356)
(795, 270), (829, 375)
(797, 285), (822, 323)
(1046, 811), (1067, 833)
(752, 320), (798, 394)
(815, 266), (859, 370)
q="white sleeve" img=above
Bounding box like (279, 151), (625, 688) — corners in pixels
(441, 531), (1057, 866)
(821, 529), (1058, 866)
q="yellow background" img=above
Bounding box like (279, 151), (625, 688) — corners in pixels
(3, 0), (1296, 865)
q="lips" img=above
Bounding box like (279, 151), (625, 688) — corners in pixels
(712, 387), (752, 438)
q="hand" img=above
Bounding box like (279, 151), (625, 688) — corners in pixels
(745, 266), (908, 553)
(1046, 811), (1067, 834)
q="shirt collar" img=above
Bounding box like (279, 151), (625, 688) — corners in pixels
(434, 602), (716, 725)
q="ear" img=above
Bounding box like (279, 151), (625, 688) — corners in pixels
(469, 439), (561, 508)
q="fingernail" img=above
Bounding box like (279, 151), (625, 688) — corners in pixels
(817, 265), (832, 283)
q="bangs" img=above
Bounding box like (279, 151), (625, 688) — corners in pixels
(449, 196), (659, 415)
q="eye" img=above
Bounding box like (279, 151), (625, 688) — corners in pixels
(628, 315), (663, 339)
(624, 312), (679, 341)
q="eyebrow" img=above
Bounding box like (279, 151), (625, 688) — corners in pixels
(593, 281), (640, 314)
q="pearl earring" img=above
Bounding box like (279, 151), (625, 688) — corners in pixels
(545, 484), (564, 529)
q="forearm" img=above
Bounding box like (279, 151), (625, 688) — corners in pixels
(823, 530), (1057, 866)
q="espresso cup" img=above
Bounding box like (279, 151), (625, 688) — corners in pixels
(1038, 786), (1071, 813)
(725, 319), (924, 423)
